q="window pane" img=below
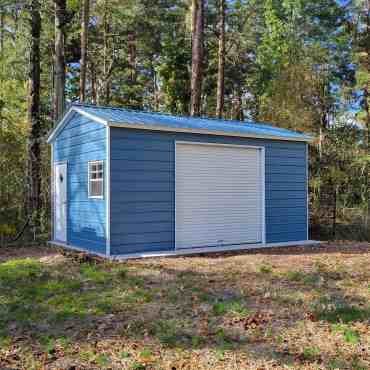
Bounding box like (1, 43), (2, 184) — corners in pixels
(90, 179), (103, 197)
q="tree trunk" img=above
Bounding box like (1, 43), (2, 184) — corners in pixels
(128, 30), (136, 83)
(90, 60), (97, 104)
(79, 0), (89, 103)
(0, 9), (4, 55)
(101, 1), (111, 105)
(363, 0), (370, 240)
(27, 0), (42, 217)
(231, 91), (243, 121)
(215, 0), (225, 119)
(54, 0), (67, 121)
(190, 0), (204, 117)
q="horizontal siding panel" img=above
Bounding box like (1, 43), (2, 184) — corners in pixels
(265, 173), (306, 183)
(266, 182), (306, 191)
(55, 139), (106, 158)
(112, 212), (173, 225)
(267, 198), (306, 208)
(266, 148), (306, 158)
(56, 130), (106, 150)
(111, 138), (172, 152)
(266, 156), (306, 166)
(111, 231), (173, 244)
(112, 191), (173, 203)
(267, 214), (307, 224)
(111, 222), (172, 235)
(111, 171), (173, 183)
(68, 224), (106, 237)
(266, 166), (306, 176)
(55, 136), (106, 152)
(268, 222), (307, 234)
(267, 190), (306, 200)
(111, 202), (172, 214)
(68, 214), (106, 225)
(58, 125), (105, 142)
(111, 180), (174, 192)
(111, 128), (172, 141)
(111, 159), (172, 172)
(267, 230), (307, 243)
(265, 207), (306, 218)
(111, 150), (174, 162)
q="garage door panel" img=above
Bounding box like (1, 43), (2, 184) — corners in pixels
(175, 143), (264, 249)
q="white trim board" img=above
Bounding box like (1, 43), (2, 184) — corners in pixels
(106, 126), (111, 256)
(49, 240), (321, 260)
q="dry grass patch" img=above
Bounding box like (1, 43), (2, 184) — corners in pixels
(0, 242), (369, 369)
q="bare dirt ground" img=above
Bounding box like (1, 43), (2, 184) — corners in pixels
(0, 242), (369, 369)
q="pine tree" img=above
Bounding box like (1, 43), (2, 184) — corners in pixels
(190, 0), (205, 116)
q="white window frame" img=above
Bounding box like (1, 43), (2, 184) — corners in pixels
(88, 160), (104, 199)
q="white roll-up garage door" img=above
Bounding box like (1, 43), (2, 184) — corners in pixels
(175, 142), (264, 249)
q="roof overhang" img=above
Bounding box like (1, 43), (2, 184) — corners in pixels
(107, 122), (313, 142)
(47, 106), (313, 144)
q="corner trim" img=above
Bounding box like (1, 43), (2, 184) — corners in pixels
(106, 126), (111, 256)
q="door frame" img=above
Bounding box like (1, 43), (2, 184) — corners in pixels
(53, 161), (68, 243)
(174, 141), (266, 250)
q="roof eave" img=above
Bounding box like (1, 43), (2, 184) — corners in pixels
(107, 121), (313, 143)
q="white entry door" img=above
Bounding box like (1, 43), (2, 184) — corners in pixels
(54, 163), (67, 242)
(175, 142), (264, 249)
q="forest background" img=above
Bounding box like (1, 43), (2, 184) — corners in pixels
(0, 0), (369, 244)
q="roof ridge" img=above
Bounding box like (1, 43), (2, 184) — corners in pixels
(73, 102), (274, 127)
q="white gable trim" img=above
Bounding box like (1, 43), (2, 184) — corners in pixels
(46, 107), (108, 143)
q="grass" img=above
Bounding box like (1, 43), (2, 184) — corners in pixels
(212, 300), (250, 317)
(0, 243), (369, 369)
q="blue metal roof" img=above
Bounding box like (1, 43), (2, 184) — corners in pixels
(49, 104), (313, 142)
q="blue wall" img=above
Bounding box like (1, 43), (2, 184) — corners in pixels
(110, 128), (307, 255)
(53, 112), (107, 254)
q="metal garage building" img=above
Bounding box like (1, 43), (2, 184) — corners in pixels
(47, 104), (314, 258)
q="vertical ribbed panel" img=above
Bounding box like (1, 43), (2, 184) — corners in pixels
(175, 142), (263, 249)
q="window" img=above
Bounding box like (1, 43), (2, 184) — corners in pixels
(88, 161), (104, 198)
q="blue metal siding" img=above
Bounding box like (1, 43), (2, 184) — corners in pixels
(110, 128), (307, 255)
(53, 112), (107, 254)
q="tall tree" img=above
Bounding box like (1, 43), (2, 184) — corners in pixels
(215, 0), (225, 118)
(54, 0), (67, 121)
(190, 0), (204, 116)
(27, 0), (42, 217)
(79, 0), (89, 103)
(0, 7), (4, 55)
